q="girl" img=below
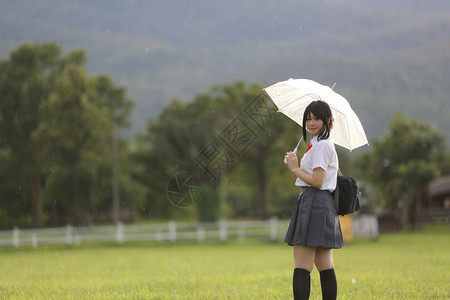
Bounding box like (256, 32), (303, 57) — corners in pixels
(283, 100), (343, 300)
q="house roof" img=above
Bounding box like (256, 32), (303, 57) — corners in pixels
(428, 175), (450, 197)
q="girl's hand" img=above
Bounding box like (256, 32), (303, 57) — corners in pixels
(284, 151), (298, 170)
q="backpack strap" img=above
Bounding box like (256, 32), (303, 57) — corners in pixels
(333, 168), (343, 213)
(333, 181), (339, 212)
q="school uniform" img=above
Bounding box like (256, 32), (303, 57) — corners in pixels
(285, 136), (344, 249)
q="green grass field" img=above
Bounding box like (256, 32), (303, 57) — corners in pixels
(0, 224), (449, 299)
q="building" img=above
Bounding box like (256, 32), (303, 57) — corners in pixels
(419, 175), (450, 223)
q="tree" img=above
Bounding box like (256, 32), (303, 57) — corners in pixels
(358, 113), (445, 227)
(131, 89), (237, 220)
(94, 75), (133, 223)
(35, 49), (112, 225)
(0, 43), (135, 228)
(0, 43), (60, 227)
(133, 81), (304, 220)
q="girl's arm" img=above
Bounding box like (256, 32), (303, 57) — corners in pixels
(288, 166), (326, 189)
(284, 151), (326, 188)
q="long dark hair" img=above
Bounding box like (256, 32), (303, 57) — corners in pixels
(302, 100), (333, 142)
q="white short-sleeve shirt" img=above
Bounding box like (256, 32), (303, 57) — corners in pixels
(295, 136), (339, 192)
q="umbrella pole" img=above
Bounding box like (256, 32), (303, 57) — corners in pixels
(293, 136), (303, 153)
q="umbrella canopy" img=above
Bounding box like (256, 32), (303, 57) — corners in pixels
(264, 78), (368, 151)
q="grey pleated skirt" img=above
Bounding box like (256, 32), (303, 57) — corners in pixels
(285, 186), (344, 249)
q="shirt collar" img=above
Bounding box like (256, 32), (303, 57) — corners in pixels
(310, 136), (319, 146)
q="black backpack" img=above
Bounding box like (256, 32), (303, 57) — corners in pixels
(333, 175), (360, 216)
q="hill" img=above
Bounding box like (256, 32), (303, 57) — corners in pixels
(1, 0), (449, 142)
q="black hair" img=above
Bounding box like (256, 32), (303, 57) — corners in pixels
(302, 100), (333, 142)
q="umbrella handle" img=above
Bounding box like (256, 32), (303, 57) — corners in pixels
(293, 136), (303, 153)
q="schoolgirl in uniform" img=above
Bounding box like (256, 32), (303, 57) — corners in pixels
(284, 100), (343, 300)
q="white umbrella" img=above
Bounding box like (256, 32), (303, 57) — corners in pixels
(264, 78), (368, 151)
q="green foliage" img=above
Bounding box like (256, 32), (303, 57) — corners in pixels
(0, 42), (135, 228)
(357, 113), (446, 214)
(0, 42), (62, 227)
(197, 185), (220, 222)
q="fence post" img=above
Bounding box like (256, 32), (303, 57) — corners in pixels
(155, 228), (163, 242)
(65, 224), (73, 247)
(238, 225), (246, 241)
(116, 222), (124, 244)
(169, 220), (177, 242)
(74, 233), (81, 245)
(12, 226), (19, 249)
(197, 225), (205, 242)
(270, 216), (278, 241)
(31, 233), (38, 248)
(219, 220), (228, 242)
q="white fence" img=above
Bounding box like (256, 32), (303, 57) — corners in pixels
(0, 218), (291, 249)
(0, 216), (379, 249)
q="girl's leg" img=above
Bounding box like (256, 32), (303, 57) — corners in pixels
(292, 245), (316, 299)
(315, 248), (337, 300)
(314, 247), (334, 271)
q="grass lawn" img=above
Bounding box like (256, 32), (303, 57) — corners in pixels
(0, 224), (448, 299)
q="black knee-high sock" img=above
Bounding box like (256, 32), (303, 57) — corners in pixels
(293, 268), (310, 300)
(319, 268), (337, 300)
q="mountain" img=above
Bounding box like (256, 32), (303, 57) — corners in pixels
(1, 0), (449, 143)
